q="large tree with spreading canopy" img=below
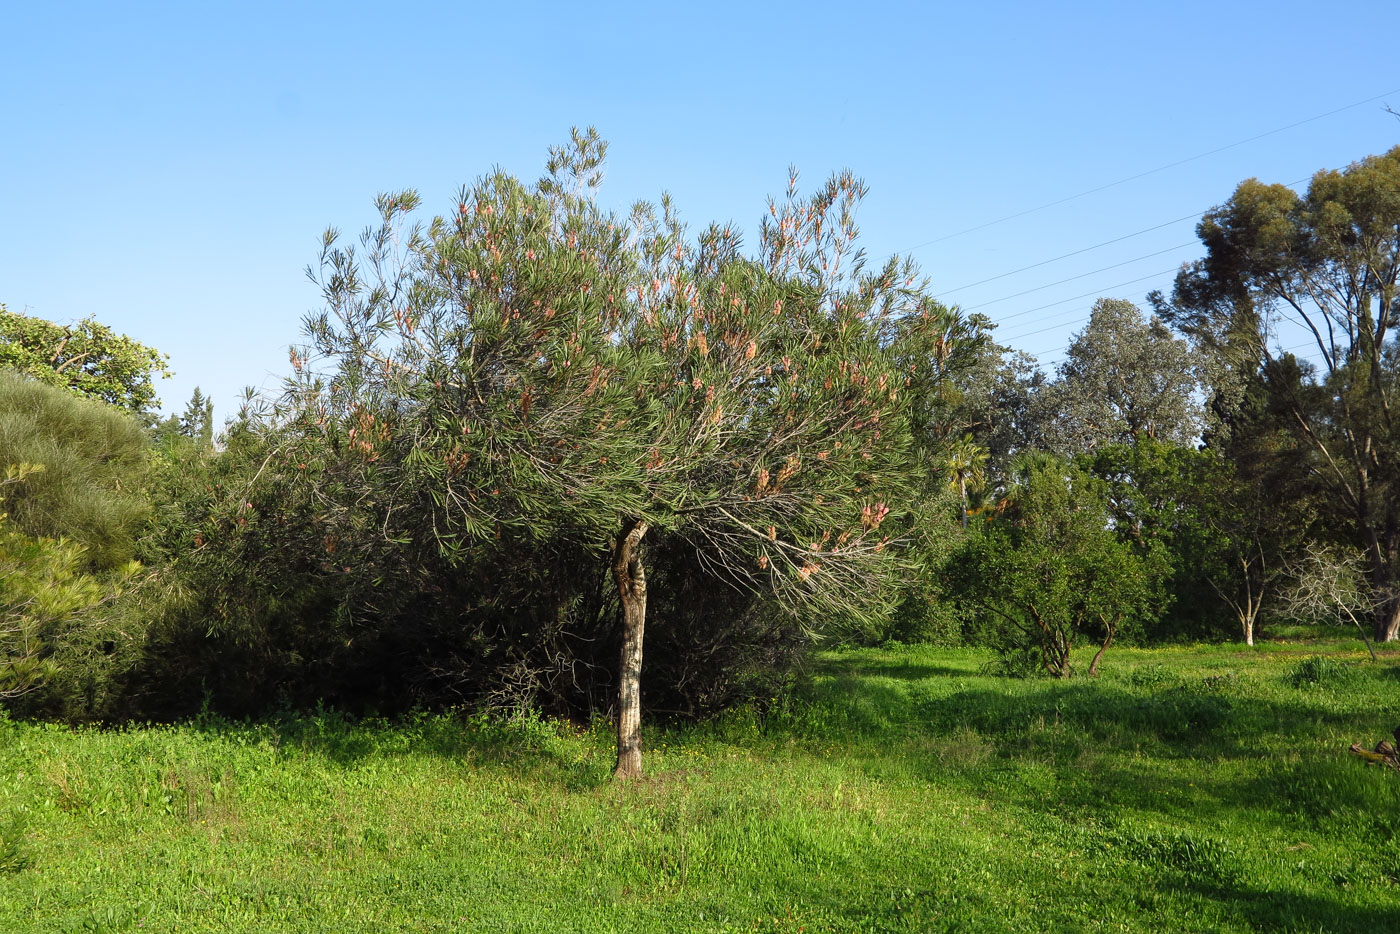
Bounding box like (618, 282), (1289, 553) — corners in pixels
(282, 129), (966, 777)
(1161, 146), (1400, 641)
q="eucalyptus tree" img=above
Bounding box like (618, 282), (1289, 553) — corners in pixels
(1042, 298), (1205, 456)
(289, 130), (949, 777)
(1162, 147), (1400, 641)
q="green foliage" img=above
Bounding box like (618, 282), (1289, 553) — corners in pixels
(1163, 146), (1400, 642)
(0, 811), (28, 874)
(0, 371), (152, 570)
(0, 304), (170, 415)
(0, 380), (150, 713)
(291, 142), (935, 620)
(950, 456), (1166, 677)
(1042, 298), (1205, 455)
(1284, 655), (1358, 689)
(142, 132), (976, 740)
(946, 341), (1045, 479)
(1082, 439), (1233, 642)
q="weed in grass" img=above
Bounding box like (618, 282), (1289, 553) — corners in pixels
(0, 811), (29, 873)
(1128, 663), (1177, 689)
(1286, 655), (1358, 689)
(1100, 825), (1239, 888)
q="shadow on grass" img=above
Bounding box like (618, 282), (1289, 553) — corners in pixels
(1180, 877), (1400, 933)
(186, 707), (613, 792)
(818, 660), (972, 681)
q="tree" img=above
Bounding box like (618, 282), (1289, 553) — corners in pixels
(0, 305), (170, 416)
(1280, 543), (1379, 660)
(1199, 357), (1320, 645)
(1082, 439), (1224, 642)
(286, 130), (950, 777)
(179, 387), (215, 447)
(1042, 298), (1205, 456)
(949, 456), (1163, 678)
(942, 434), (987, 529)
(938, 339), (1046, 489)
(1162, 147), (1400, 641)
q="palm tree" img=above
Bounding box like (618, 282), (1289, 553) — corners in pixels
(944, 435), (988, 529)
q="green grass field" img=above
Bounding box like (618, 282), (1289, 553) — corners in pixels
(3, 632), (1399, 932)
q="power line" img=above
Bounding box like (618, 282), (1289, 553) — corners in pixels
(962, 248), (1193, 311)
(936, 175), (1314, 297)
(986, 268), (1180, 325)
(939, 214), (1198, 295)
(895, 88), (1400, 252)
(996, 288), (1159, 344)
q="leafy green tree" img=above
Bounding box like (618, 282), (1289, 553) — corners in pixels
(1042, 298), (1205, 455)
(284, 131), (943, 777)
(1162, 147), (1400, 641)
(0, 305), (170, 416)
(950, 456), (1163, 677)
(1199, 357), (1319, 645)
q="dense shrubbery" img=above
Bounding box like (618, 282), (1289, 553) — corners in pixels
(0, 374), (151, 718)
(4, 140), (1400, 753)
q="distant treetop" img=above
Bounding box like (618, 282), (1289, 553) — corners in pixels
(0, 304), (170, 416)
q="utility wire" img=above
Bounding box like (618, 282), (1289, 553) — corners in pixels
(987, 269), (1179, 325)
(896, 88), (1400, 252)
(962, 247), (1193, 311)
(996, 288), (1159, 344)
(939, 214), (1198, 295)
(937, 175), (1313, 297)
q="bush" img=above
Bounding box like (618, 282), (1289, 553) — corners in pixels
(1285, 655), (1357, 689)
(0, 375), (153, 716)
(0, 371), (151, 570)
(127, 420), (813, 722)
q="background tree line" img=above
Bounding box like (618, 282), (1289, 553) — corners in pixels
(2, 136), (1396, 776)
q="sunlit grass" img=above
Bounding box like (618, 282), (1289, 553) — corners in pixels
(3, 633), (1399, 932)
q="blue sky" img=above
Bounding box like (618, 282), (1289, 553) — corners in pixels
(3, 1), (1397, 420)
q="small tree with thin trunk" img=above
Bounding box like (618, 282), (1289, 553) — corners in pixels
(1280, 543), (1379, 661)
(287, 130), (949, 778)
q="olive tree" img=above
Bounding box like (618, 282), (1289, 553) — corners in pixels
(286, 130), (947, 777)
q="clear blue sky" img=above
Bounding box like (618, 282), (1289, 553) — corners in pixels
(4, 1), (1397, 420)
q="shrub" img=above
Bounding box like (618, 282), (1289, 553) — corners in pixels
(0, 371), (151, 570)
(1285, 655), (1357, 689)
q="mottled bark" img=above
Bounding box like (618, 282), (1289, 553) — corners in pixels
(612, 519), (649, 780)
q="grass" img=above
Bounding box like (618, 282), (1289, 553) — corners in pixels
(2, 631), (1400, 932)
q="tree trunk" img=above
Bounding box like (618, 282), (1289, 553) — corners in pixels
(612, 519), (649, 780)
(1242, 617), (1255, 647)
(1088, 628), (1114, 677)
(1375, 598), (1400, 644)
